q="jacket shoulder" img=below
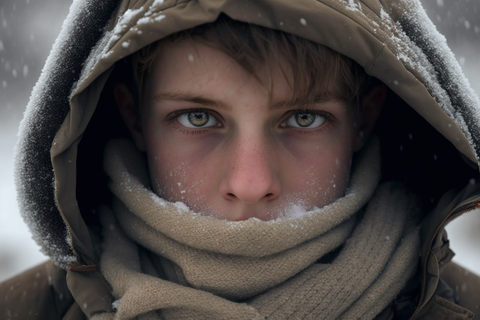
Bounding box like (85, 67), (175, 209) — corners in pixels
(0, 260), (79, 319)
(440, 261), (480, 315)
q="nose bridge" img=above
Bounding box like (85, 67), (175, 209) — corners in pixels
(222, 128), (280, 204)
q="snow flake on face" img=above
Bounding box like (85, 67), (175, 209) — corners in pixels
(188, 54), (194, 63)
(122, 40), (130, 49)
(300, 18), (307, 26)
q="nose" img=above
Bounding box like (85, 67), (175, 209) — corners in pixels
(220, 135), (281, 205)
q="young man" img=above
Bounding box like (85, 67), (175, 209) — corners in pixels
(2, 0), (480, 319)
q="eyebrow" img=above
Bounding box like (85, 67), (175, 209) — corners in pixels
(152, 91), (231, 110)
(151, 91), (337, 111)
(270, 96), (335, 110)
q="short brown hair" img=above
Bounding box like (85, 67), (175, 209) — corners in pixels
(133, 14), (370, 110)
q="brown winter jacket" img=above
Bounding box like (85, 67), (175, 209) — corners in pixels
(2, 0), (480, 319)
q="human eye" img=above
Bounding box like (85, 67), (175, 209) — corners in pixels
(284, 112), (326, 129)
(175, 110), (220, 128)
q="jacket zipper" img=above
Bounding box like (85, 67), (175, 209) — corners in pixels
(409, 201), (480, 320)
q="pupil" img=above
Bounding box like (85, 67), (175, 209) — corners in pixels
(295, 113), (315, 127)
(188, 112), (209, 127)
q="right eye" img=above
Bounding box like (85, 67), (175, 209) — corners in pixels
(285, 112), (325, 129)
(177, 111), (220, 128)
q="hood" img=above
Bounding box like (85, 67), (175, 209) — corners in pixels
(15, 0), (480, 272)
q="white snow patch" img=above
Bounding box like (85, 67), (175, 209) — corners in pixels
(138, 14), (165, 25)
(174, 201), (190, 212)
(345, 0), (360, 12)
(0, 40), (4, 51)
(380, 7), (389, 20)
(150, 193), (167, 207)
(300, 18), (307, 26)
(112, 299), (121, 310)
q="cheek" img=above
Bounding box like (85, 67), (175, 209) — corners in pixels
(281, 135), (354, 208)
(143, 127), (220, 208)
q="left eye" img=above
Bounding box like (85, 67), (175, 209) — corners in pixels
(177, 111), (219, 128)
(285, 113), (325, 128)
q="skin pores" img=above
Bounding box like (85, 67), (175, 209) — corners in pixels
(118, 40), (377, 221)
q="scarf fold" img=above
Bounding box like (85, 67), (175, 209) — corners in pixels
(93, 138), (420, 320)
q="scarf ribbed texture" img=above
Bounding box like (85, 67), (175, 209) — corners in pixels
(92, 139), (420, 320)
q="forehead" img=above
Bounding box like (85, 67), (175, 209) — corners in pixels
(144, 39), (344, 110)
(148, 40), (292, 95)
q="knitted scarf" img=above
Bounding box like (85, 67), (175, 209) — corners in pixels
(92, 139), (420, 320)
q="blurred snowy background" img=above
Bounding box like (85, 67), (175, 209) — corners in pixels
(0, 0), (479, 282)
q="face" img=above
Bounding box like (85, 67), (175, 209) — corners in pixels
(118, 40), (381, 221)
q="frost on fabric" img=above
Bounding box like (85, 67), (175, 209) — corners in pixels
(273, 189), (356, 222)
(379, 7), (389, 21)
(149, 192), (190, 214)
(137, 0), (165, 26)
(345, 0), (361, 12)
(174, 201), (190, 212)
(347, 0), (479, 160)
(112, 299), (121, 310)
(150, 192), (167, 207)
(394, 0), (480, 159)
(73, 0), (167, 92)
(15, 0), (118, 268)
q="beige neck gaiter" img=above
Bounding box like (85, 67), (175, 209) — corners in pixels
(93, 138), (420, 320)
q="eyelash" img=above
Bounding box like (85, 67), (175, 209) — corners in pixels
(281, 109), (336, 136)
(165, 108), (335, 135)
(165, 108), (220, 134)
